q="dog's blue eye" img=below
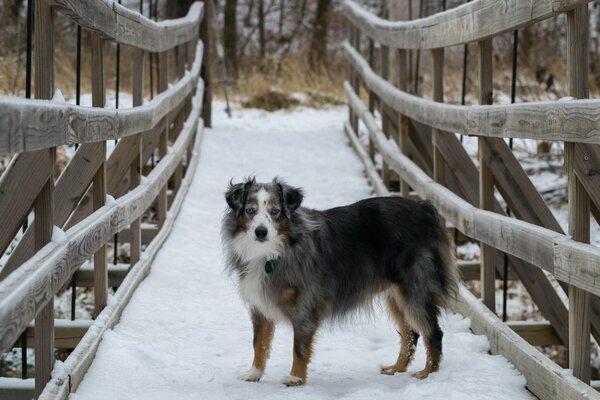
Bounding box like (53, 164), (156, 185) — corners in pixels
(245, 207), (255, 215)
(271, 207), (280, 215)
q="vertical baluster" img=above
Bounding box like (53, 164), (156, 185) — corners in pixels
(200, 0), (213, 127)
(157, 51), (169, 225)
(566, 4), (591, 384)
(380, 44), (390, 187)
(33, 0), (55, 396)
(477, 38), (495, 312)
(130, 47), (145, 266)
(397, 48), (410, 197)
(91, 33), (108, 317)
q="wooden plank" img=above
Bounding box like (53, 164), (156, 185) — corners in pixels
(0, 143), (116, 279)
(0, 42), (203, 155)
(343, 0), (591, 50)
(91, 33), (108, 318)
(452, 287), (600, 400)
(508, 321), (562, 346)
(158, 50), (169, 226)
(0, 379), (34, 400)
(34, 1), (55, 396)
(130, 48), (144, 266)
(12, 319), (93, 350)
(72, 263), (129, 288)
(0, 151), (52, 258)
(477, 38), (495, 312)
(341, 42), (600, 146)
(37, 107), (205, 400)
(199, 0), (213, 127)
(43, 0), (203, 52)
(566, 5), (591, 384)
(0, 82), (205, 355)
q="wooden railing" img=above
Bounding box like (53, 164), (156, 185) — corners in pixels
(344, 1), (600, 399)
(0, 1), (212, 399)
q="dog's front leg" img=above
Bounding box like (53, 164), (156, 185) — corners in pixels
(239, 309), (275, 382)
(282, 319), (318, 386)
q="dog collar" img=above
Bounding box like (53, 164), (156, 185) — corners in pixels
(264, 260), (274, 274)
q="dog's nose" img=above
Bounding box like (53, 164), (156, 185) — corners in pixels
(255, 226), (268, 240)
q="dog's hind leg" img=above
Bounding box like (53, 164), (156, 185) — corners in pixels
(380, 294), (419, 375)
(406, 302), (443, 380)
(238, 309), (275, 382)
(282, 317), (319, 386)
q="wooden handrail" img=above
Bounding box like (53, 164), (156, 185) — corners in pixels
(342, 0), (590, 50)
(0, 43), (203, 156)
(344, 81), (600, 299)
(0, 79), (204, 355)
(45, 0), (203, 52)
(343, 42), (600, 144)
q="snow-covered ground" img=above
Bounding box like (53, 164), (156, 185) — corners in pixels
(69, 102), (530, 400)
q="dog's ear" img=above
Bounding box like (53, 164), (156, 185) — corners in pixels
(225, 177), (255, 213)
(274, 178), (303, 217)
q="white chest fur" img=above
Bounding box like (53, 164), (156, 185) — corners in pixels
(238, 260), (286, 322)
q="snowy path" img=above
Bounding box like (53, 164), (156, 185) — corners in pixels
(70, 103), (531, 400)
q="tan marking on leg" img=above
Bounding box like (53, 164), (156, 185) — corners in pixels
(412, 336), (441, 379)
(252, 321), (275, 372)
(284, 332), (316, 386)
(380, 294), (416, 375)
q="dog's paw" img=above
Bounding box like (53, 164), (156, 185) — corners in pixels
(238, 367), (263, 382)
(379, 364), (407, 375)
(281, 375), (304, 386)
(411, 369), (431, 380)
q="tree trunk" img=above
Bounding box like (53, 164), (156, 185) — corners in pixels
(166, 0), (195, 19)
(258, 0), (266, 58)
(308, 0), (332, 69)
(224, 0), (239, 76)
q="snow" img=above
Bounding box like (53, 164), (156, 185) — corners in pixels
(69, 102), (530, 400)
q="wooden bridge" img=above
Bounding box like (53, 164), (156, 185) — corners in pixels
(2, 0), (600, 399)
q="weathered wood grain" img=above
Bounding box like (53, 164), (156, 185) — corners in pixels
(343, 82), (600, 301)
(12, 319), (93, 350)
(477, 38), (495, 312)
(0, 150), (53, 258)
(343, 0), (590, 50)
(343, 42), (600, 145)
(0, 81), (204, 355)
(0, 42), (203, 155)
(34, 1), (56, 396)
(566, 5), (591, 384)
(452, 287), (600, 400)
(44, 0), (203, 52)
(37, 105), (205, 400)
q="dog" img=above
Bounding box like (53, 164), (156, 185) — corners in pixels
(221, 177), (458, 386)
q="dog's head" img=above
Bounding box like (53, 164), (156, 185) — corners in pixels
(223, 176), (303, 262)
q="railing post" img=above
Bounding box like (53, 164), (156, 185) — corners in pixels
(567, 4), (591, 384)
(130, 48), (144, 266)
(367, 38), (376, 161)
(200, 0), (213, 127)
(397, 48), (410, 197)
(380, 44), (391, 187)
(158, 51), (169, 226)
(34, 0), (55, 397)
(91, 33), (108, 317)
(431, 48), (445, 204)
(477, 37), (495, 312)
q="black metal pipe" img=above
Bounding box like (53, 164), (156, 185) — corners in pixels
(71, 273), (77, 321)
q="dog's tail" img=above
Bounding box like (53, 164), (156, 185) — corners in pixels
(422, 201), (460, 310)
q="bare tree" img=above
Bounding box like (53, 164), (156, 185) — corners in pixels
(224, 0), (239, 76)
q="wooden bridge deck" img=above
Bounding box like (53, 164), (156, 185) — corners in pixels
(66, 103), (532, 400)
(3, 0), (600, 399)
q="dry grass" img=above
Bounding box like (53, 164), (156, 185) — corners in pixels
(221, 54), (346, 110)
